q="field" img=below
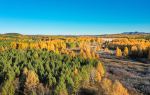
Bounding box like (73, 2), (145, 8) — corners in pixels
(0, 33), (149, 95)
(100, 52), (150, 95)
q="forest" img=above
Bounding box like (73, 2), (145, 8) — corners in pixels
(0, 33), (150, 95)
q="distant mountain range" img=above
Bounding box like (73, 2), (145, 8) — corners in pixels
(0, 32), (149, 36)
(122, 32), (150, 35)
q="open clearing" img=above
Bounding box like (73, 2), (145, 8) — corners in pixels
(100, 55), (150, 95)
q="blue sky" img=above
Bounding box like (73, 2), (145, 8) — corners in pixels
(0, 0), (150, 35)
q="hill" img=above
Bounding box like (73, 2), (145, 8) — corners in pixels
(122, 32), (149, 35)
(4, 33), (23, 36)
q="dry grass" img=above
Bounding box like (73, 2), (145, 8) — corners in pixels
(100, 57), (150, 95)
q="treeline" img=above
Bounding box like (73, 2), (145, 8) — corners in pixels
(108, 38), (150, 59)
(0, 35), (132, 95)
(0, 36), (102, 59)
(0, 36), (102, 49)
(0, 49), (99, 95)
(0, 49), (129, 95)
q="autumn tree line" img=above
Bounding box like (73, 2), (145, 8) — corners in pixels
(0, 35), (130, 95)
(0, 49), (102, 95)
(107, 38), (150, 60)
(0, 36), (102, 59)
(0, 49), (129, 95)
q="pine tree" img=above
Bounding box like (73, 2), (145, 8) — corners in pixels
(131, 45), (138, 52)
(131, 46), (138, 57)
(123, 47), (129, 57)
(0, 46), (5, 52)
(95, 62), (105, 82)
(112, 80), (129, 95)
(116, 47), (122, 57)
(74, 68), (78, 75)
(25, 70), (39, 90)
(100, 78), (129, 95)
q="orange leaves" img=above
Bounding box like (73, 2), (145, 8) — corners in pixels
(17, 42), (28, 49)
(96, 38), (102, 43)
(51, 39), (66, 50)
(95, 62), (105, 82)
(11, 42), (28, 49)
(47, 42), (55, 51)
(29, 43), (39, 49)
(131, 45), (138, 52)
(95, 70), (102, 82)
(11, 42), (17, 49)
(4, 37), (103, 60)
(25, 70), (39, 89)
(111, 38), (150, 48)
(0, 46), (5, 52)
(112, 80), (129, 95)
(69, 51), (76, 57)
(80, 49), (87, 58)
(100, 78), (129, 95)
(130, 45), (138, 57)
(74, 68), (78, 75)
(77, 37), (102, 59)
(101, 78), (112, 94)
(95, 68), (129, 95)
(111, 38), (150, 51)
(116, 47), (122, 57)
(109, 38), (150, 58)
(97, 63), (105, 77)
(123, 47), (129, 57)
(79, 42), (99, 59)
(23, 68), (39, 90)
(80, 48), (94, 59)
(38, 41), (47, 49)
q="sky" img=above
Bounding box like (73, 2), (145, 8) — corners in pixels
(0, 0), (150, 35)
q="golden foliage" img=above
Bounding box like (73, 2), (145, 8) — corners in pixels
(47, 42), (55, 51)
(110, 38), (150, 49)
(0, 46), (5, 52)
(25, 70), (39, 89)
(112, 80), (129, 95)
(4, 36), (103, 60)
(95, 71), (102, 82)
(131, 46), (138, 52)
(97, 63), (105, 77)
(74, 68), (78, 75)
(116, 47), (122, 57)
(11, 42), (17, 49)
(95, 62), (105, 82)
(123, 47), (129, 56)
(101, 78), (112, 94)
(80, 49), (86, 58)
(100, 78), (129, 95)
(79, 43), (99, 59)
